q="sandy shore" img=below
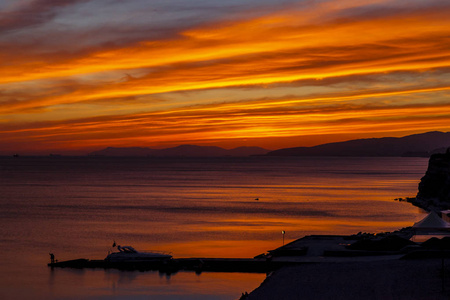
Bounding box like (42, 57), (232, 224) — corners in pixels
(246, 259), (450, 300)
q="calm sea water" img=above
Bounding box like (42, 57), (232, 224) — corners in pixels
(0, 156), (428, 299)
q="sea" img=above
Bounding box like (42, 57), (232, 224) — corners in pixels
(0, 156), (429, 299)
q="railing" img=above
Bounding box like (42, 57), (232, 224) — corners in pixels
(140, 250), (172, 255)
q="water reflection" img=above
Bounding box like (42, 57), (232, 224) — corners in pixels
(47, 268), (265, 300)
(0, 156), (430, 299)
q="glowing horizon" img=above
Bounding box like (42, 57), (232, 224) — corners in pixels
(1, 0), (449, 155)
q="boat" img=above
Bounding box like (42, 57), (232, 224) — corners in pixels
(105, 245), (172, 262)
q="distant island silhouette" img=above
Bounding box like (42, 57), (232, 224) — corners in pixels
(266, 131), (450, 157)
(88, 131), (450, 157)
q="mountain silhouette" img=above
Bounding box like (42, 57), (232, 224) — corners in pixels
(267, 131), (450, 157)
(89, 132), (449, 157)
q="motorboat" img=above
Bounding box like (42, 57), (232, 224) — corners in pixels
(105, 245), (172, 262)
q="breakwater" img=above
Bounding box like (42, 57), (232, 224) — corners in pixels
(48, 257), (299, 274)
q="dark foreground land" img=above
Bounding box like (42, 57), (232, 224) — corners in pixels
(247, 258), (450, 300)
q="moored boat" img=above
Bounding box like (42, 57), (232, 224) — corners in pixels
(105, 245), (172, 262)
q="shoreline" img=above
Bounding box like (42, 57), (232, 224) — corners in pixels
(246, 258), (450, 299)
(243, 224), (450, 299)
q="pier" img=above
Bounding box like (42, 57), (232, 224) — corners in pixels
(48, 257), (298, 274)
(48, 229), (450, 275)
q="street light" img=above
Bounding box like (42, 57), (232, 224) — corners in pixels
(282, 230), (285, 245)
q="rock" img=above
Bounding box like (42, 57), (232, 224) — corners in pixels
(413, 148), (450, 210)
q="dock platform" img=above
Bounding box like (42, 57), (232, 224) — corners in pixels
(48, 257), (301, 274)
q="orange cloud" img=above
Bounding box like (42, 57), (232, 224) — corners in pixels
(1, 1), (449, 153)
(1, 85), (449, 154)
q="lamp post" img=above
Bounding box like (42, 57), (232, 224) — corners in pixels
(282, 230), (285, 246)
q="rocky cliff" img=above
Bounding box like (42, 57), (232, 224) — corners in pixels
(412, 149), (450, 210)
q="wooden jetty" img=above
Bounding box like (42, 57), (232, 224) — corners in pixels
(48, 257), (300, 274)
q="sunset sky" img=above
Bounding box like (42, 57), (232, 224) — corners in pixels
(1, 0), (449, 155)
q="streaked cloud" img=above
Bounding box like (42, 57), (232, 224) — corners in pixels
(0, 0), (449, 154)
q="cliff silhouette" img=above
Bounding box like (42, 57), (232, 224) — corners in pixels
(412, 149), (450, 211)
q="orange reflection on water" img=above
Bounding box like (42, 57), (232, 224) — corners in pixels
(146, 214), (421, 259)
(157, 240), (280, 258)
(46, 268), (265, 299)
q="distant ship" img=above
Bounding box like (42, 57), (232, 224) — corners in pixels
(105, 245), (172, 262)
